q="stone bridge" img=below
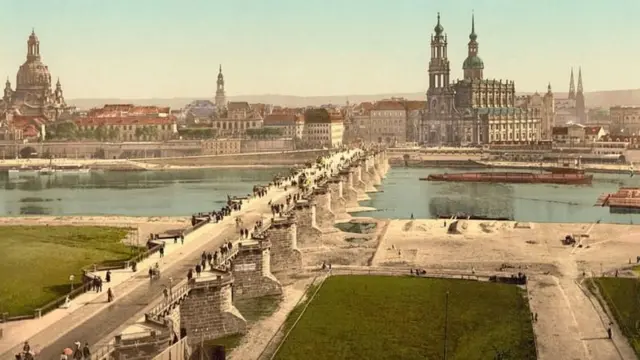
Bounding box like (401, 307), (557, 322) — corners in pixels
(101, 149), (390, 357)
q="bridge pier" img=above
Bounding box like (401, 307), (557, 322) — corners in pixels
(231, 240), (282, 300)
(367, 156), (382, 186)
(293, 200), (323, 247)
(327, 178), (347, 217)
(352, 164), (367, 193)
(312, 186), (336, 229)
(266, 218), (302, 274)
(339, 170), (359, 208)
(179, 273), (247, 343)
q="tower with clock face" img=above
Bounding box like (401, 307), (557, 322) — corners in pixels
(424, 13), (457, 145)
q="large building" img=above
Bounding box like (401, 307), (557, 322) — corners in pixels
(368, 100), (407, 144)
(610, 106), (640, 135)
(303, 108), (344, 148)
(422, 14), (541, 145)
(515, 85), (555, 140)
(1, 30), (68, 120)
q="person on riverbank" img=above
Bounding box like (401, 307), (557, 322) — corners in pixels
(105, 270), (111, 283)
(107, 288), (114, 302)
(82, 343), (91, 360)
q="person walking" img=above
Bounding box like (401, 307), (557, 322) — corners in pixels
(107, 288), (114, 302)
(82, 343), (91, 360)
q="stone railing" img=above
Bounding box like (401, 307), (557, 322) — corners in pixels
(145, 280), (192, 326)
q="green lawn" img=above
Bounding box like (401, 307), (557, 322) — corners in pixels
(0, 226), (132, 317)
(593, 277), (640, 356)
(274, 275), (536, 360)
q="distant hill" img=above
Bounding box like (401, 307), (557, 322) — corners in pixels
(67, 89), (640, 110)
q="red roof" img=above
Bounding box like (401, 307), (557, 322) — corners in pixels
(405, 100), (427, 111)
(88, 104), (170, 117)
(263, 114), (297, 126)
(584, 126), (602, 135)
(373, 101), (405, 111)
(75, 116), (176, 126)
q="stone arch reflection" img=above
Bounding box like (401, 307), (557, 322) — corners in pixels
(428, 182), (515, 219)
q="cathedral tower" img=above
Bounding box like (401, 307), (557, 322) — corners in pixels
(215, 64), (227, 111)
(575, 67), (586, 123)
(568, 68), (576, 100)
(425, 13), (456, 145)
(462, 13), (484, 80)
(427, 13), (450, 95)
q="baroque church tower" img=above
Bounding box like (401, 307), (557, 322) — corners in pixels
(215, 64), (227, 111)
(462, 13), (484, 80)
(425, 13), (457, 144)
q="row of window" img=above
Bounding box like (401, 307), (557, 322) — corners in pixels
(489, 133), (539, 141)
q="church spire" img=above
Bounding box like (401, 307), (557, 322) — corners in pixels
(577, 67), (583, 93)
(568, 68), (576, 100)
(469, 11), (477, 41)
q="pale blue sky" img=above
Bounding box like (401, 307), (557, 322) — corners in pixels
(0, 0), (637, 99)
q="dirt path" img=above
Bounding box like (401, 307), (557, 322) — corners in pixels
(228, 279), (312, 360)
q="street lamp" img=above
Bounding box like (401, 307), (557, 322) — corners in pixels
(443, 290), (450, 360)
(69, 274), (75, 292)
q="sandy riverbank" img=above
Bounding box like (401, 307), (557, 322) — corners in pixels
(368, 218), (640, 359)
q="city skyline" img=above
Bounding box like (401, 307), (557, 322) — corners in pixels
(0, 0), (637, 99)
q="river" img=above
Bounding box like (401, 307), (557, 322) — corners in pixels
(1, 167), (639, 224)
(353, 167), (640, 224)
(0, 168), (287, 217)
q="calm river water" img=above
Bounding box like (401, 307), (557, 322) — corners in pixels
(0, 167), (639, 224)
(353, 167), (640, 224)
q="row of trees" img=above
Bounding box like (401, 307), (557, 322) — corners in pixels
(45, 122), (159, 141)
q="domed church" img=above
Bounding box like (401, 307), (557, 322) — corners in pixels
(1, 30), (68, 121)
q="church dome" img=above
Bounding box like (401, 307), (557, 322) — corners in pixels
(17, 59), (51, 88)
(463, 55), (484, 70)
(16, 30), (51, 89)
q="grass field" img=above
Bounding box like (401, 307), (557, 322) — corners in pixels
(0, 226), (132, 316)
(274, 275), (536, 360)
(592, 277), (640, 356)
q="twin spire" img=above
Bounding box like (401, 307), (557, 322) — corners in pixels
(568, 67), (583, 100)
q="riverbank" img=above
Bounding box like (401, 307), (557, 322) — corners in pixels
(0, 149), (328, 172)
(390, 157), (637, 174)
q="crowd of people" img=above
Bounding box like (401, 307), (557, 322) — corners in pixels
(17, 152), (353, 360)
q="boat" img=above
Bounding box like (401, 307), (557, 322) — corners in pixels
(53, 164), (91, 174)
(436, 213), (513, 221)
(421, 172), (593, 185)
(595, 187), (640, 213)
(542, 166), (585, 175)
(38, 167), (55, 175)
(7, 165), (40, 176)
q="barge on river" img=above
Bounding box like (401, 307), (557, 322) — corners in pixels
(595, 187), (640, 214)
(421, 172), (593, 185)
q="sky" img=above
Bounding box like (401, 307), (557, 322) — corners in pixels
(0, 0), (638, 99)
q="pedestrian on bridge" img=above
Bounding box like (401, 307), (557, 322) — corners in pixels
(195, 264), (202, 277)
(107, 288), (114, 303)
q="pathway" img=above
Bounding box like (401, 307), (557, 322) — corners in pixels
(0, 149), (358, 359)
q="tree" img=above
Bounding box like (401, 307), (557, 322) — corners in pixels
(246, 127), (284, 139)
(95, 125), (108, 141)
(134, 127), (144, 141)
(107, 127), (120, 141)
